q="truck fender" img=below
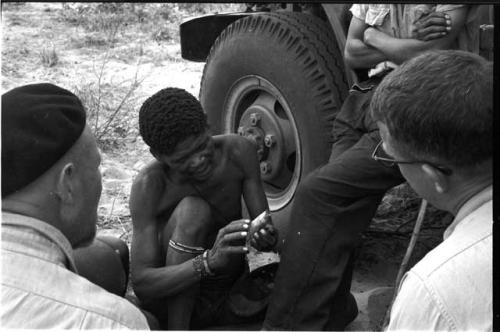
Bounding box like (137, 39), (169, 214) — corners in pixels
(180, 12), (252, 62)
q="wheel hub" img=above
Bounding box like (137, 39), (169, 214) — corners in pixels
(238, 106), (285, 181)
(223, 75), (301, 211)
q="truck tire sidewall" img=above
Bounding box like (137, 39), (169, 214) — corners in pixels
(203, 39), (328, 170)
(200, 14), (347, 247)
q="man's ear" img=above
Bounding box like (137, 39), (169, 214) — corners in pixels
(421, 164), (449, 194)
(56, 163), (76, 203)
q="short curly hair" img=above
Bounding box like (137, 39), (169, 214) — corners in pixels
(139, 87), (208, 155)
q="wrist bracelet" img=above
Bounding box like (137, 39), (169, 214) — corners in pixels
(202, 249), (215, 276)
(193, 254), (209, 279)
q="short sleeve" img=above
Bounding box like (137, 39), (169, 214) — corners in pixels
(353, 4), (390, 26)
(350, 4), (369, 21)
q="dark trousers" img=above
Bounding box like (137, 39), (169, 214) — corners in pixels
(263, 79), (405, 330)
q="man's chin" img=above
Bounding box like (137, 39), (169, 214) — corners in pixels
(193, 172), (213, 183)
(190, 165), (215, 182)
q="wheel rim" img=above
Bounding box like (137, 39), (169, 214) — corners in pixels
(222, 75), (301, 211)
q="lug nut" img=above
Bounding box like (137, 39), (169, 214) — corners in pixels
(264, 135), (275, 147)
(250, 113), (261, 126)
(237, 126), (245, 136)
(260, 161), (272, 174)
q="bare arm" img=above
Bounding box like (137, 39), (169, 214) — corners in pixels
(130, 167), (250, 299)
(363, 7), (468, 65)
(344, 16), (388, 69)
(239, 138), (269, 220)
(237, 136), (278, 250)
(411, 11), (453, 41)
(130, 169), (200, 300)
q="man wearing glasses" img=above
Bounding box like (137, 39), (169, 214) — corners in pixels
(371, 50), (492, 330)
(371, 141), (452, 176)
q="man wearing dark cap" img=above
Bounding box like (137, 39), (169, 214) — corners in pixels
(1, 83), (150, 329)
(130, 87), (279, 330)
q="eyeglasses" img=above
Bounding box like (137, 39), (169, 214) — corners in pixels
(371, 141), (453, 176)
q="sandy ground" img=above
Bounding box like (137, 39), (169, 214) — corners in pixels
(2, 3), (204, 95)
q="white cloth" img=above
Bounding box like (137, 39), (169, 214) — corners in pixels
(386, 186), (492, 331)
(1, 212), (150, 329)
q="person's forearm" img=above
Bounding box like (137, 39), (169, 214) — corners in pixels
(344, 38), (388, 69)
(133, 259), (200, 300)
(364, 27), (450, 65)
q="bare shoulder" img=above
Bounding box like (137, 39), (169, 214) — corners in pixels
(130, 161), (167, 218)
(215, 134), (257, 161)
(213, 135), (260, 178)
(132, 161), (166, 195)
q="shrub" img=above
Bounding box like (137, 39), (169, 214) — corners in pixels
(59, 3), (246, 44)
(39, 45), (58, 67)
(73, 66), (144, 150)
(72, 34), (145, 150)
(52, 3), (246, 148)
(60, 3), (134, 45)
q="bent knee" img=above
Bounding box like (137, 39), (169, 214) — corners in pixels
(174, 196), (211, 221)
(73, 238), (128, 296)
(96, 235), (129, 273)
(97, 235), (129, 258)
(170, 196), (212, 240)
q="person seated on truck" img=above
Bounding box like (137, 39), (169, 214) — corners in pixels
(129, 87), (279, 330)
(1, 83), (150, 329)
(262, 4), (480, 331)
(371, 49), (492, 331)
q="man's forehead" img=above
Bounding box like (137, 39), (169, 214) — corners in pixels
(173, 131), (210, 155)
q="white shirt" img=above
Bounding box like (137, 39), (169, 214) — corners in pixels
(1, 212), (150, 329)
(386, 186), (492, 331)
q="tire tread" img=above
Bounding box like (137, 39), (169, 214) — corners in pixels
(201, 12), (349, 144)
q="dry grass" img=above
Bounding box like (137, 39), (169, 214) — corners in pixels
(73, 67), (145, 150)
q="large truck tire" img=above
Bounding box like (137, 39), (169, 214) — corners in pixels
(200, 12), (349, 249)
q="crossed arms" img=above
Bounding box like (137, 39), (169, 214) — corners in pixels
(345, 7), (469, 69)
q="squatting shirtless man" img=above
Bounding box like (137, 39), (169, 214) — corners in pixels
(129, 87), (278, 330)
